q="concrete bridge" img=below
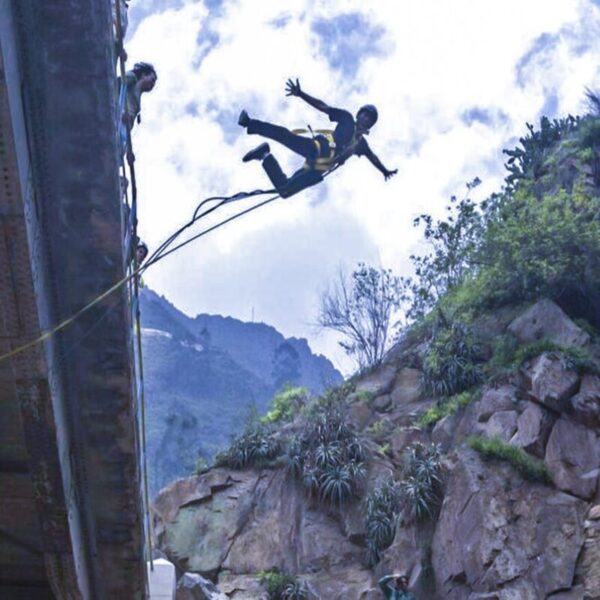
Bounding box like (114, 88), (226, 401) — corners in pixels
(0, 1), (147, 598)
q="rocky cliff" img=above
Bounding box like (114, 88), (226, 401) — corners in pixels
(153, 299), (600, 599)
(152, 109), (600, 598)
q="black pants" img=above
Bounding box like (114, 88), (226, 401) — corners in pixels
(247, 117), (326, 198)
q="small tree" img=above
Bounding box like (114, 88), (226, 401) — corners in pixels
(317, 264), (405, 370)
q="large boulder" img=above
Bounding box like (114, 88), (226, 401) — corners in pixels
(432, 449), (587, 598)
(508, 299), (590, 348)
(522, 353), (580, 412)
(176, 573), (229, 600)
(372, 394), (392, 413)
(390, 368), (423, 406)
(355, 364), (397, 396)
(390, 427), (429, 463)
(510, 401), (555, 458)
(452, 386), (520, 444)
(545, 417), (600, 500)
(479, 410), (518, 442)
(476, 386), (520, 422)
(579, 504), (600, 599)
(347, 400), (375, 431)
(218, 573), (266, 600)
(570, 374), (600, 429)
(153, 467), (375, 592)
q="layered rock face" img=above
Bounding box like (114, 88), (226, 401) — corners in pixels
(154, 300), (600, 599)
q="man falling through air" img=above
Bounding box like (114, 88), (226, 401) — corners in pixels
(238, 78), (397, 197)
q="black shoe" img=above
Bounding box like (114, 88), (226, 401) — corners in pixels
(242, 143), (270, 162)
(238, 109), (250, 128)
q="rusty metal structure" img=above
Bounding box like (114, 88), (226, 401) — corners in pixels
(0, 1), (146, 598)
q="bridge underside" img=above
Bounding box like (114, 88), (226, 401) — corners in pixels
(0, 1), (145, 598)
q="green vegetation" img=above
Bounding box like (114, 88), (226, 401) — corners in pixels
(468, 436), (552, 483)
(400, 443), (444, 521)
(502, 115), (580, 185)
(261, 386), (309, 424)
(364, 478), (401, 565)
(350, 389), (375, 404)
(422, 319), (483, 397)
(286, 402), (366, 506)
(366, 418), (392, 440)
(416, 389), (479, 428)
(487, 337), (598, 377)
(258, 571), (307, 600)
(194, 457), (210, 475)
(401, 112), (600, 333)
(364, 443), (444, 565)
(302, 380), (355, 419)
(216, 418), (281, 469)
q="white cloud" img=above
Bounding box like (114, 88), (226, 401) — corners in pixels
(126, 0), (600, 374)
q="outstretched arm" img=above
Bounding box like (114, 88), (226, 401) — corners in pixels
(378, 575), (395, 599)
(286, 78), (331, 114)
(363, 143), (398, 181)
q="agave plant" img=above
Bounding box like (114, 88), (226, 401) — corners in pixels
(301, 463), (321, 500)
(285, 439), (304, 477)
(400, 443), (443, 521)
(314, 442), (342, 468)
(285, 401), (367, 506)
(320, 464), (353, 506)
(363, 477), (401, 565)
(423, 320), (483, 397)
(222, 422), (281, 469)
(282, 581), (308, 600)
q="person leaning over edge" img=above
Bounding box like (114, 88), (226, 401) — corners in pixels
(378, 573), (416, 600)
(238, 78), (397, 198)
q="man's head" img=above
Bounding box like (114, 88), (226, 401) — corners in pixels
(356, 104), (378, 132)
(132, 62), (157, 92)
(136, 241), (149, 264)
(395, 575), (409, 590)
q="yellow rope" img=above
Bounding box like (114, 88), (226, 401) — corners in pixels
(0, 270), (135, 363)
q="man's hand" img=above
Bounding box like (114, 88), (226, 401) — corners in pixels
(285, 78), (302, 97)
(384, 169), (398, 181)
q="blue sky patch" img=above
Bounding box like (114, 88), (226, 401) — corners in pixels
(194, 25), (220, 69)
(127, 0), (187, 38)
(540, 92), (558, 118)
(204, 0), (223, 12)
(270, 13), (292, 29)
(461, 107), (494, 127)
(311, 12), (386, 78)
(515, 32), (560, 87)
(460, 107), (509, 127)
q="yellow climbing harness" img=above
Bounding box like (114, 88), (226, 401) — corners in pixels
(292, 127), (339, 172)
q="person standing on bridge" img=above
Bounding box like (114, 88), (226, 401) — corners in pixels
(119, 62), (157, 159)
(237, 78), (398, 198)
(121, 62), (157, 130)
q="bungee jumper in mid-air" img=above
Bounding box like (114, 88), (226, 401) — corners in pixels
(238, 78), (398, 198)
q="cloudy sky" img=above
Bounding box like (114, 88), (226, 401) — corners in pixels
(126, 0), (600, 374)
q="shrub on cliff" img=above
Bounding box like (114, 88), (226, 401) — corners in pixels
(262, 386), (309, 424)
(402, 111), (600, 331)
(422, 318), (483, 397)
(258, 571), (307, 600)
(317, 264), (407, 370)
(286, 403), (366, 506)
(400, 442), (444, 521)
(468, 436), (552, 483)
(216, 419), (281, 469)
(364, 477), (401, 565)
